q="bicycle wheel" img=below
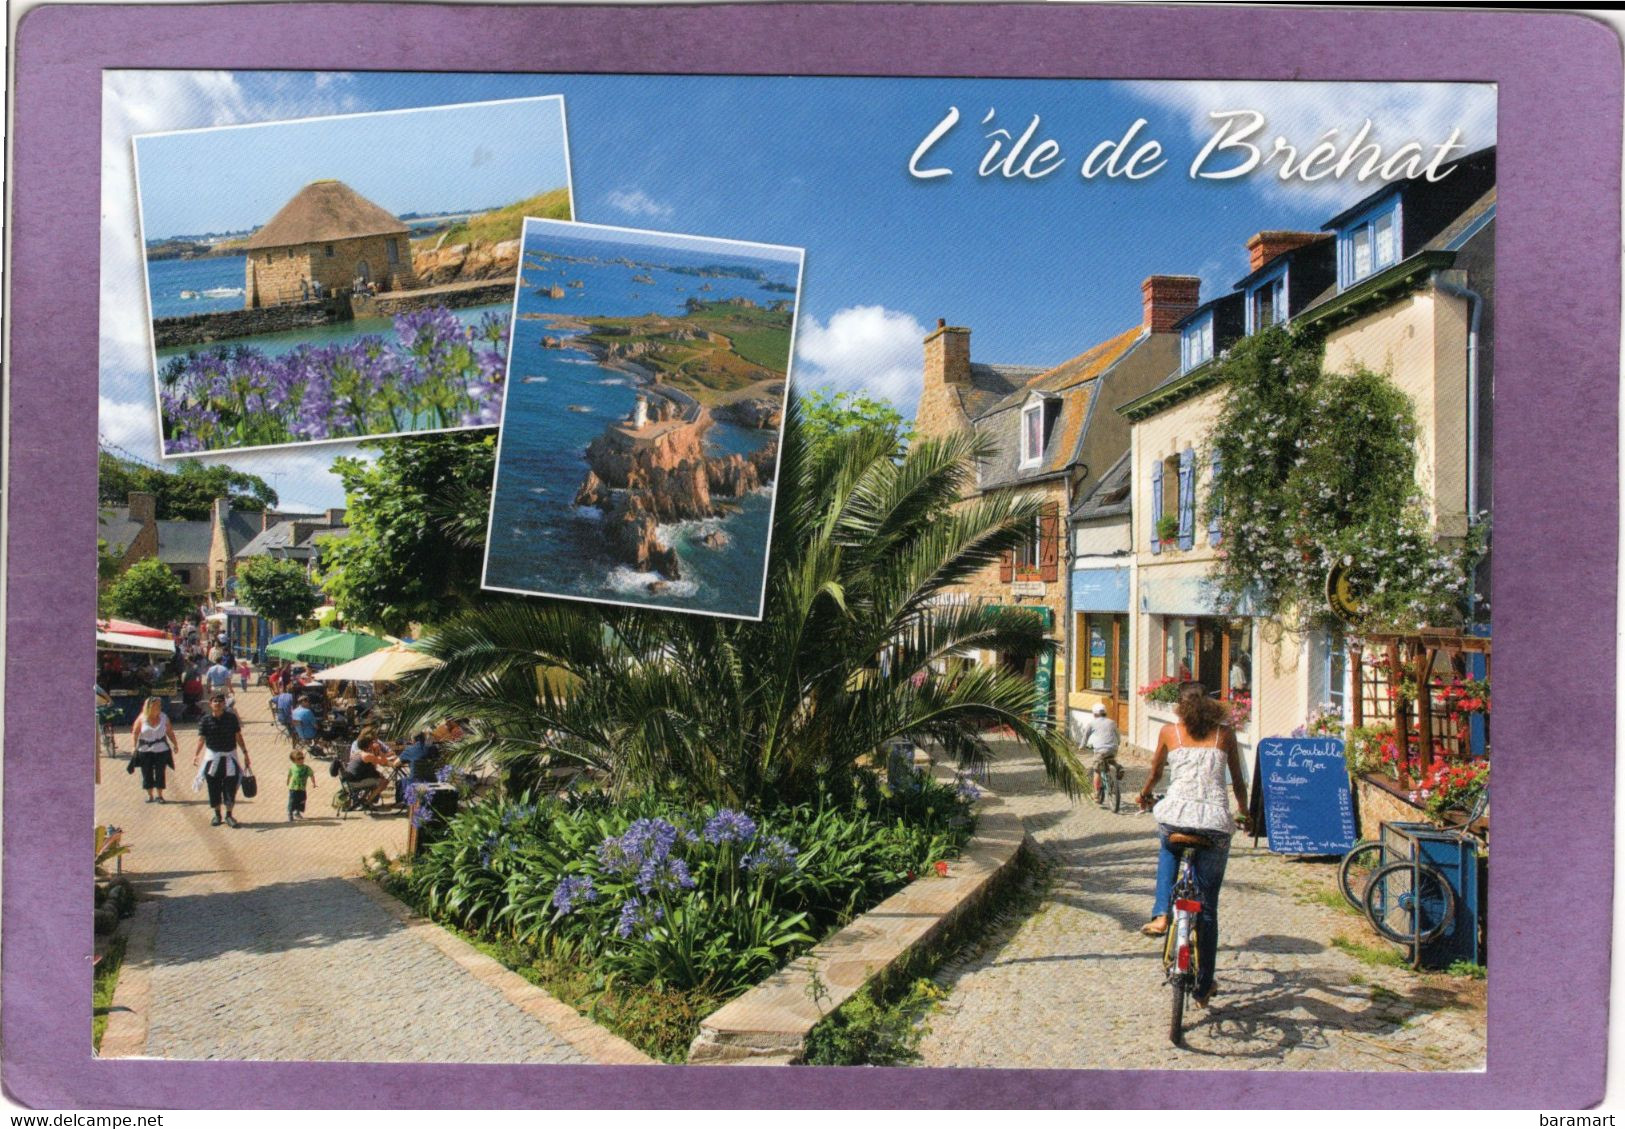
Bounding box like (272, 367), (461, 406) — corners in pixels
(1364, 860), (1456, 946)
(1338, 841), (1386, 910)
(1103, 769), (1121, 813)
(1093, 770), (1105, 806)
(1169, 974), (1187, 1045)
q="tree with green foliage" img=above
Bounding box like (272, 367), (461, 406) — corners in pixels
(393, 400), (1085, 808)
(799, 388), (913, 456)
(99, 452), (278, 519)
(235, 556), (320, 631)
(316, 430), (498, 635)
(104, 558), (192, 628)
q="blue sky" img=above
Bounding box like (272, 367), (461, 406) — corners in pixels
(133, 96), (569, 238)
(101, 71), (1494, 508)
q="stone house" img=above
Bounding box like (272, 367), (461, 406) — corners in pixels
(235, 509), (350, 580)
(100, 492), (210, 595)
(242, 179), (418, 308)
(913, 276), (1193, 721)
(1118, 147), (1496, 771)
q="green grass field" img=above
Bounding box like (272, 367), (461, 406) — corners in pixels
(433, 187), (572, 248)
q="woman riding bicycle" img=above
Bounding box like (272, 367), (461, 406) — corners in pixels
(1136, 681), (1249, 1007)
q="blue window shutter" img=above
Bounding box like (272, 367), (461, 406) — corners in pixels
(1178, 448), (1195, 550)
(1209, 450), (1223, 546)
(1149, 459), (1162, 554)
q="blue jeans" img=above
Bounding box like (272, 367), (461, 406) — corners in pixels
(1153, 826), (1231, 996)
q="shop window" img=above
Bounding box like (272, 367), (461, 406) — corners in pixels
(1317, 628), (1348, 716)
(1075, 612), (1130, 696)
(1160, 615), (1253, 704)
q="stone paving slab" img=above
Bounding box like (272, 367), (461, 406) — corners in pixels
(94, 684), (627, 1064)
(915, 745), (1486, 1072)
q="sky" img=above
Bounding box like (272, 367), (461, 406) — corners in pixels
(100, 70), (1495, 510)
(133, 96), (570, 239)
(520, 218), (803, 266)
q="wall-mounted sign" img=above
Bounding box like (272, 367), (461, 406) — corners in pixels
(1326, 562), (1366, 626)
(1012, 581), (1046, 596)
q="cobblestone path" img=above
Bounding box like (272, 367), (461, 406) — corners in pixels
(95, 686), (603, 1063)
(917, 745), (1486, 1071)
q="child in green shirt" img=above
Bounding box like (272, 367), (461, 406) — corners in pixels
(287, 750), (316, 821)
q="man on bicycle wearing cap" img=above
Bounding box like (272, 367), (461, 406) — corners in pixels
(1081, 703), (1121, 805)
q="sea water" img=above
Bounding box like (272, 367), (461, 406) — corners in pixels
(146, 255), (251, 318)
(484, 236), (796, 619)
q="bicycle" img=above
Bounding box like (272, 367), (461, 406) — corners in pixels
(1090, 750), (1123, 813)
(1161, 829), (1212, 1046)
(96, 704), (122, 758)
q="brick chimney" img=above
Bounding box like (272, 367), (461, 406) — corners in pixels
(126, 491), (157, 526)
(1245, 230), (1326, 273)
(1141, 276), (1201, 334)
(923, 319), (972, 388)
(261, 510), (278, 532)
(325, 507), (347, 527)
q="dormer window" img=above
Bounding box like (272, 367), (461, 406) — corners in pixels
(1180, 312), (1214, 373)
(1020, 395), (1060, 468)
(1247, 268), (1286, 334)
(1338, 196), (1401, 289)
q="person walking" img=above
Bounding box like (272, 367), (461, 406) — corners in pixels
(286, 748), (315, 821)
(204, 657), (233, 699)
(194, 693), (253, 827)
(128, 696), (178, 803)
(1135, 682), (1249, 1008)
(237, 658), (251, 693)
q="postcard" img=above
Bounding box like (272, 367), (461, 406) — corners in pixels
(482, 219), (801, 619)
(5, 3), (1621, 1113)
(131, 95), (573, 455)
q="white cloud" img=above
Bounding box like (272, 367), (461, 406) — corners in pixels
(605, 188), (675, 220)
(1125, 81), (1497, 210)
(98, 396), (164, 461)
(794, 305), (931, 414)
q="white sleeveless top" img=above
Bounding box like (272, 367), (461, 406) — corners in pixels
(1152, 728), (1235, 835)
(135, 715), (172, 755)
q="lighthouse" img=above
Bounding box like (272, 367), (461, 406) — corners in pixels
(631, 395), (649, 429)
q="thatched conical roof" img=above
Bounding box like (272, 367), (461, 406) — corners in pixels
(243, 180), (408, 250)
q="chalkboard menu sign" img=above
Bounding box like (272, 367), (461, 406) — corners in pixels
(1253, 737), (1357, 855)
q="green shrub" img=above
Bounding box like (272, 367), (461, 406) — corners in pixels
(802, 979), (944, 1066)
(403, 773), (975, 997)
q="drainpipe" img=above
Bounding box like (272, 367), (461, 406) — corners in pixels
(1435, 272), (1483, 624)
(1434, 272), (1482, 521)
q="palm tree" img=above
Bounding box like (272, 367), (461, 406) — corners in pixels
(394, 400), (1086, 806)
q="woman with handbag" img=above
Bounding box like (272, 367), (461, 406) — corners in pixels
(193, 693), (253, 827)
(128, 696), (177, 803)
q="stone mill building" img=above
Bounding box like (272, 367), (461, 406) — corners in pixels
(241, 179), (418, 308)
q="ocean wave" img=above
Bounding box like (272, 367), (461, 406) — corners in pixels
(606, 567), (698, 599)
(530, 487), (549, 494)
(595, 377), (626, 386)
(572, 506), (603, 522)
(657, 517), (726, 543)
(522, 375), (548, 383)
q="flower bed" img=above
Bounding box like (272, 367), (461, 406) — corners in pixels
(391, 770), (977, 1060)
(158, 307), (507, 451)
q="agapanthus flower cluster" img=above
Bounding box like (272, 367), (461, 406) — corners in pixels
(597, 818), (695, 895)
(159, 306), (508, 452)
(954, 773), (983, 803)
(741, 834), (799, 876)
(615, 896), (665, 940)
(551, 874), (598, 914)
(703, 809), (757, 844)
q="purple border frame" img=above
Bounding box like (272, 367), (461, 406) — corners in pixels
(6, 2), (1619, 1109)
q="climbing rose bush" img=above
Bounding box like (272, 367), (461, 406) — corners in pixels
(159, 307), (507, 452)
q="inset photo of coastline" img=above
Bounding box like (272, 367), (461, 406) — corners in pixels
(483, 219), (802, 619)
(132, 95), (573, 455)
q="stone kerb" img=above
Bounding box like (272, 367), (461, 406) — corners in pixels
(687, 776), (1029, 1065)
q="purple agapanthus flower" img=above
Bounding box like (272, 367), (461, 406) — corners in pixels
(614, 897), (664, 940)
(551, 874), (597, 915)
(742, 835), (799, 876)
(703, 809), (758, 845)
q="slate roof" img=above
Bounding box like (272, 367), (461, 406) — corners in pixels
(974, 326), (1145, 491)
(951, 362), (1050, 420)
(299, 526), (349, 550)
(99, 507), (145, 553)
(156, 520), (213, 564)
(223, 510), (263, 557)
(243, 180), (408, 250)
(236, 514), (342, 560)
(1070, 450), (1133, 522)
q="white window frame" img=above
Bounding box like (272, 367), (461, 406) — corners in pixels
(1180, 312), (1214, 373)
(1338, 196), (1403, 289)
(1020, 400), (1045, 468)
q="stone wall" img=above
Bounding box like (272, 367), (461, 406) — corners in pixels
(245, 234), (417, 308)
(372, 278), (517, 315)
(152, 300), (348, 349)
